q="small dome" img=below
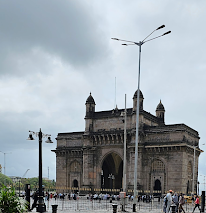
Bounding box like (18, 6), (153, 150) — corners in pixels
(156, 100), (165, 111)
(133, 89), (144, 99)
(86, 92), (95, 104)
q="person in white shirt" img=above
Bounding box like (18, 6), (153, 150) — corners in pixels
(166, 190), (173, 213)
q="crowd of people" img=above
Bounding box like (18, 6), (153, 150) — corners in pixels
(163, 190), (201, 213)
(30, 191), (154, 203)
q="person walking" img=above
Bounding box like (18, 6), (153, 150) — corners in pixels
(178, 193), (185, 213)
(192, 195), (201, 213)
(173, 192), (179, 213)
(31, 190), (39, 211)
(166, 190), (173, 213)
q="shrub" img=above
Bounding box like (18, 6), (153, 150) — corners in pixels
(0, 185), (27, 213)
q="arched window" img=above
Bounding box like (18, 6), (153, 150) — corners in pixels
(151, 159), (165, 172)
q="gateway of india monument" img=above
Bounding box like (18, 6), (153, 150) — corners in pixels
(52, 90), (202, 195)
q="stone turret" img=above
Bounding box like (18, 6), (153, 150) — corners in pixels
(85, 92), (95, 118)
(85, 93), (95, 132)
(156, 100), (165, 124)
(133, 89), (144, 112)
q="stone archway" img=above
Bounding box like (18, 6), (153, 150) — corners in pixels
(150, 159), (165, 194)
(101, 152), (123, 189)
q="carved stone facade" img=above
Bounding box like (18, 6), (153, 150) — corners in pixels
(52, 90), (202, 194)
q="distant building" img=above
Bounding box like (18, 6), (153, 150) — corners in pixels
(43, 177), (52, 183)
(9, 176), (21, 183)
(53, 90), (202, 195)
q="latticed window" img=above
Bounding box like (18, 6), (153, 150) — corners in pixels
(70, 161), (80, 172)
(151, 159), (165, 172)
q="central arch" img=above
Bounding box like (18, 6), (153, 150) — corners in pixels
(101, 152), (123, 189)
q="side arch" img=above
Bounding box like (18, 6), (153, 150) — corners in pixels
(150, 158), (166, 195)
(68, 160), (81, 189)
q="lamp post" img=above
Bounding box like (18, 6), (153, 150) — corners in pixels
(193, 145), (197, 195)
(108, 173), (115, 191)
(27, 128), (53, 213)
(101, 170), (105, 189)
(0, 151), (12, 176)
(120, 94), (127, 193)
(0, 151), (12, 185)
(123, 94), (127, 193)
(112, 25), (171, 211)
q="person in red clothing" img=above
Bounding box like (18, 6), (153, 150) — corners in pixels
(192, 195), (201, 213)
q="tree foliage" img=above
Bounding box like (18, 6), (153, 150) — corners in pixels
(0, 173), (13, 187)
(21, 177), (56, 191)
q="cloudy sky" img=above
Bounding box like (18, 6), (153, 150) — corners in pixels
(0, 0), (206, 191)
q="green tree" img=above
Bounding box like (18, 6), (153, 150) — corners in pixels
(0, 173), (13, 187)
(0, 185), (27, 213)
(22, 177), (56, 191)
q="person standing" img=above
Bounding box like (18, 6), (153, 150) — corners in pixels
(163, 195), (167, 213)
(166, 190), (173, 213)
(192, 195), (201, 213)
(178, 193), (185, 213)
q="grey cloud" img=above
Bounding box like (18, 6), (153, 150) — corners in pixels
(0, 0), (109, 76)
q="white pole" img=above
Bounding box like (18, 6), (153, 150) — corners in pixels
(123, 94), (127, 192)
(134, 42), (142, 207)
(193, 146), (196, 195)
(4, 153), (6, 176)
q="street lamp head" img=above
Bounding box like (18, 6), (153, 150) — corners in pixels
(111, 38), (119, 40)
(162, 31), (171, 36)
(27, 133), (34, 140)
(45, 136), (53, 143)
(156, 25), (165, 30)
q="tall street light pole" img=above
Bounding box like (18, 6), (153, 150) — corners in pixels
(112, 25), (171, 212)
(0, 151), (12, 176)
(193, 145), (197, 195)
(27, 129), (53, 213)
(120, 94), (127, 194)
(0, 151), (12, 185)
(123, 94), (127, 193)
